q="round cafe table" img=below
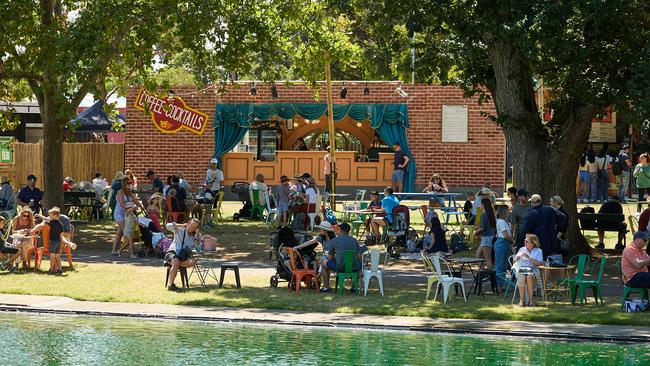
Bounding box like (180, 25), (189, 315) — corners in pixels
(538, 265), (576, 305)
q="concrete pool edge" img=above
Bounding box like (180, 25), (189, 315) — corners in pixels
(0, 294), (647, 343)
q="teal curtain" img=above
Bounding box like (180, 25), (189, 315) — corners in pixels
(213, 103), (415, 190)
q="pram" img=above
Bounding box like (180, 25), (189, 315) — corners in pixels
(385, 205), (418, 260)
(231, 182), (252, 221)
(134, 217), (161, 257)
(269, 226), (314, 288)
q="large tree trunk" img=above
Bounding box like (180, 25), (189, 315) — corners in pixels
(487, 40), (594, 254)
(40, 97), (65, 210)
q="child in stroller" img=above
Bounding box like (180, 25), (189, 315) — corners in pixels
(269, 226), (316, 288)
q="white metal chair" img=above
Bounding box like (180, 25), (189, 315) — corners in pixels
(363, 249), (384, 296)
(307, 194), (322, 231)
(342, 189), (367, 220)
(429, 255), (467, 303)
(265, 192), (278, 226)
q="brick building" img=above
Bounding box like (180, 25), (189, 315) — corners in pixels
(125, 82), (505, 192)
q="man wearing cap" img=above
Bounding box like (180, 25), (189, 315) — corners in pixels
(618, 143), (632, 202)
(145, 170), (165, 195)
(17, 174), (43, 214)
(517, 194), (566, 256)
(510, 189), (531, 242)
(205, 158), (224, 195)
(62, 177), (74, 192)
(621, 231), (650, 289)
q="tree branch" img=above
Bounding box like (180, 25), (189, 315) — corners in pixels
(0, 70), (42, 81)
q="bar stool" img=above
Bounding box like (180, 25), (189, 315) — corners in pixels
(219, 262), (241, 288)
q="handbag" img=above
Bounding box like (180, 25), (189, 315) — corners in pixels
(625, 299), (649, 313)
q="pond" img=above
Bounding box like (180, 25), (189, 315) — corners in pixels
(1, 313), (648, 365)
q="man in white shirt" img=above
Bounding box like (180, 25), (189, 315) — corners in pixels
(176, 171), (192, 193)
(205, 158), (224, 193)
(91, 173), (108, 203)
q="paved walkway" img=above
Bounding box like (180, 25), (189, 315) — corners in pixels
(0, 294), (646, 343)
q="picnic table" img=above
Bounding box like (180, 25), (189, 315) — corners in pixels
(539, 264), (576, 305)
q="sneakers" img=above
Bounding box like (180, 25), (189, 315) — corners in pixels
(320, 287), (331, 293)
(595, 242), (605, 249)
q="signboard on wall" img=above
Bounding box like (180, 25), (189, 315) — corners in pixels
(134, 89), (208, 135)
(0, 137), (12, 164)
(588, 112), (617, 142)
(441, 105), (468, 142)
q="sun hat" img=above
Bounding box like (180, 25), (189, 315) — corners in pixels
(479, 187), (491, 195)
(528, 194), (542, 203)
(114, 171), (128, 181)
(148, 193), (163, 203)
(315, 221), (333, 231)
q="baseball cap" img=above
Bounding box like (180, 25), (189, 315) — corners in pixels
(27, 174), (37, 181)
(529, 194), (542, 203)
(210, 158), (219, 165)
(516, 189), (529, 197)
(634, 231), (650, 241)
(622, 143), (630, 150)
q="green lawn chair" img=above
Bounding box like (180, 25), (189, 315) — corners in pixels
(570, 257), (607, 305)
(567, 254), (589, 304)
(350, 202), (369, 238)
(250, 189), (266, 220)
(335, 250), (359, 294)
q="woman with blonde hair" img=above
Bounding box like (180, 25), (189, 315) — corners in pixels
(12, 207), (36, 269)
(514, 234), (544, 307)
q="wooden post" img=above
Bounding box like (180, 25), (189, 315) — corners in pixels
(325, 60), (337, 207)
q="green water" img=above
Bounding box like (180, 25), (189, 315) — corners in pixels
(1, 313), (648, 366)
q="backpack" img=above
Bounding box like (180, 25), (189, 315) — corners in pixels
(450, 233), (469, 253)
(579, 205), (597, 229)
(291, 213), (305, 231)
(324, 207), (337, 225)
(612, 155), (623, 176)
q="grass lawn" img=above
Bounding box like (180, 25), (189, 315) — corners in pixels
(0, 201), (646, 327)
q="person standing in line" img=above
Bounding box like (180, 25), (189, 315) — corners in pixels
(586, 146), (598, 203)
(617, 144), (632, 203)
(578, 149), (590, 203)
(595, 142), (611, 203)
(391, 142), (409, 193)
(323, 144), (332, 194)
(633, 153), (650, 212)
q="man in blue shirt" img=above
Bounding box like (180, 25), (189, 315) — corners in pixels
(17, 174), (43, 214)
(369, 186), (400, 244)
(517, 194), (567, 257)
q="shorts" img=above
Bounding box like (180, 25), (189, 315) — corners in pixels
(0, 243), (18, 254)
(113, 209), (125, 223)
(516, 269), (540, 286)
(49, 240), (62, 253)
(480, 235), (495, 248)
(277, 201), (289, 213)
(579, 170), (589, 183)
(165, 249), (190, 263)
(326, 259), (336, 271)
(391, 169), (405, 183)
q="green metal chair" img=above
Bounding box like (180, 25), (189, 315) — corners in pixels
(335, 250), (359, 294)
(567, 254), (589, 303)
(250, 189), (266, 220)
(350, 202), (369, 238)
(570, 257), (607, 305)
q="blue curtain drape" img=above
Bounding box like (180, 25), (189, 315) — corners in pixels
(213, 103), (415, 190)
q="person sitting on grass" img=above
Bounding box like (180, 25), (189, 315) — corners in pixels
(513, 234), (544, 307)
(621, 231), (650, 290)
(421, 216), (449, 256)
(369, 186), (400, 245)
(322, 223), (363, 293)
(31, 207), (74, 275)
(165, 219), (202, 291)
(0, 216), (21, 273)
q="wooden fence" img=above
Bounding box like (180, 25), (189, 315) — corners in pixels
(13, 142), (124, 189)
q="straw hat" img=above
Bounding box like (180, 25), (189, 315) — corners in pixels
(315, 221), (333, 231)
(148, 193), (163, 203)
(114, 171), (128, 181)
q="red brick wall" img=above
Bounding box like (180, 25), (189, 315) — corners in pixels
(125, 82), (504, 189)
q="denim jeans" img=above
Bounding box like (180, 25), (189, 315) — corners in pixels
(618, 171), (630, 202)
(597, 170), (609, 201)
(494, 238), (511, 288)
(588, 172), (598, 202)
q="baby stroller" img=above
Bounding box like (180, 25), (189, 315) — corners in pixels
(385, 205), (418, 260)
(231, 182), (252, 221)
(270, 226), (314, 288)
(136, 217), (161, 257)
